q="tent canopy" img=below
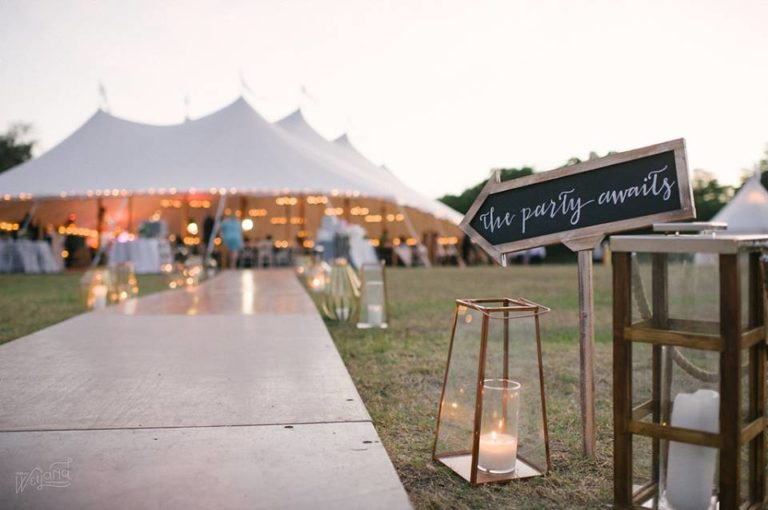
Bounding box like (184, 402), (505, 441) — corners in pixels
(712, 174), (768, 234)
(275, 109), (461, 223)
(0, 97), (460, 223)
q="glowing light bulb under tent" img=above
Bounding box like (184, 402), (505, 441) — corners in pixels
(186, 220), (199, 235)
(241, 218), (254, 231)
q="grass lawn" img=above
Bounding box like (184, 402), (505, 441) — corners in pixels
(324, 265), (615, 509)
(0, 265), (615, 508)
(0, 272), (170, 345)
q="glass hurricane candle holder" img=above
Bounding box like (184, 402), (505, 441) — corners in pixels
(611, 224), (768, 509)
(478, 379), (521, 475)
(79, 268), (115, 310)
(356, 262), (388, 329)
(433, 298), (551, 485)
(320, 258), (361, 322)
(183, 255), (204, 287)
(306, 259), (331, 293)
(111, 261), (139, 302)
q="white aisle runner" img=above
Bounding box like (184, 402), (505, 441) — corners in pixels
(0, 270), (411, 509)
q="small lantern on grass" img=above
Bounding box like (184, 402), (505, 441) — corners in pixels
(433, 298), (551, 485)
(294, 255), (313, 277)
(320, 258), (361, 321)
(611, 223), (768, 509)
(112, 262), (139, 302)
(307, 259), (331, 293)
(79, 268), (115, 310)
(161, 262), (185, 290)
(184, 255), (204, 287)
(356, 262), (388, 329)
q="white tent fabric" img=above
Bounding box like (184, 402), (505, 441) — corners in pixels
(0, 98), (461, 224)
(712, 174), (768, 233)
(275, 110), (462, 223)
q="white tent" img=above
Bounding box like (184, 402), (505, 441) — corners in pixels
(0, 97), (461, 256)
(712, 174), (768, 233)
(0, 98), (391, 200)
(0, 98), (460, 222)
(274, 109), (462, 224)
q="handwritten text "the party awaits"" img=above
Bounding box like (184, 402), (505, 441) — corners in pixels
(478, 167), (676, 235)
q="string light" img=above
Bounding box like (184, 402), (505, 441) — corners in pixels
(0, 222), (20, 232)
(306, 195), (328, 205)
(276, 196), (298, 206)
(324, 207), (343, 216)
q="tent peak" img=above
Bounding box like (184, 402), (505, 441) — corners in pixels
(277, 108), (305, 124)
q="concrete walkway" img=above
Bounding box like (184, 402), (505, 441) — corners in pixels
(0, 270), (411, 509)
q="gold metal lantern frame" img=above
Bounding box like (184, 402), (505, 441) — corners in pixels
(321, 258), (361, 322)
(433, 298), (551, 485)
(611, 225), (768, 509)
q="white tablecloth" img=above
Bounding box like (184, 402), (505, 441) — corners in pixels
(108, 239), (172, 274)
(0, 239), (61, 273)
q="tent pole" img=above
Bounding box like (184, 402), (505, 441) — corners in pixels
(92, 197), (127, 267)
(128, 195), (134, 233)
(205, 194), (227, 262)
(17, 200), (39, 238)
(181, 196), (189, 240)
(96, 197), (105, 251)
(398, 204), (430, 268)
(285, 201), (291, 245)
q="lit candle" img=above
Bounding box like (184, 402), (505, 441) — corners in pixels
(664, 389), (719, 510)
(368, 304), (383, 326)
(478, 431), (518, 474)
(309, 276), (325, 292)
(92, 284), (108, 310)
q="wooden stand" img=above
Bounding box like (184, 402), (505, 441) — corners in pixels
(563, 234), (604, 459)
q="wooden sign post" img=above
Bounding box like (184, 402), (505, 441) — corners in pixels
(460, 139), (695, 457)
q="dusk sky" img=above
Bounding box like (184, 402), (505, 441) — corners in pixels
(1, 0), (767, 199)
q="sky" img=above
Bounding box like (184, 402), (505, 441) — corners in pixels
(1, 0), (767, 200)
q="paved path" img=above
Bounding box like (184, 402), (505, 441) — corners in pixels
(0, 270), (411, 509)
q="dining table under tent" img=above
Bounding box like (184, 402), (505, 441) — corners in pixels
(0, 97), (463, 273)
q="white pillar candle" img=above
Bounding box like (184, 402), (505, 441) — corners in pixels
(92, 284), (108, 310)
(664, 389), (719, 510)
(478, 431), (518, 474)
(368, 304), (383, 326)
(335, 306), (349, 320)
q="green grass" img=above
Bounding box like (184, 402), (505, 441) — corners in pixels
(0, 265), (617, 507)
(323, 265), (615, 509)
(0, 272), (170, 345)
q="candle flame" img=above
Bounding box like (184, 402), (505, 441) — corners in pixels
(490, 431), (497, 440)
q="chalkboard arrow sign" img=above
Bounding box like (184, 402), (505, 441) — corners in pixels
(460, 139), (695, 262)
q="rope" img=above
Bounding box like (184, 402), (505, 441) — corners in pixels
(629, 254), (720, 383)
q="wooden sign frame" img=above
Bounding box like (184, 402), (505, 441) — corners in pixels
(460, 139), (695, 263)
(458, 138), (695, 459)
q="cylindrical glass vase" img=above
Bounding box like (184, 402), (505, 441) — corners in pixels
(478, 378), (521, 475)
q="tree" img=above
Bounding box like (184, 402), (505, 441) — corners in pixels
(757, 144), (768, 190)
(691, 169), (734, 221)
(0, 123), (35, 174)
(438, 167), (535, 214)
